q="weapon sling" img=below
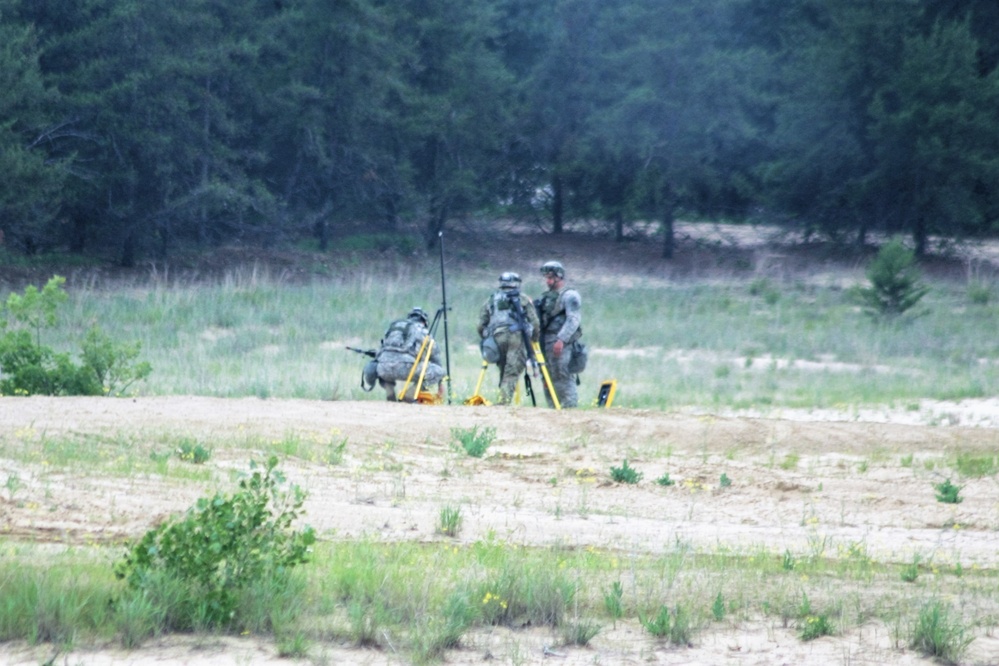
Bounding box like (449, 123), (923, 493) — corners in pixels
(506, 291), (538, 406)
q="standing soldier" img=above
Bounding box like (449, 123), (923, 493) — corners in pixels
(536, 261), (584, 408)
(477, 272), (540, 405)
(375, 307), (444, 402)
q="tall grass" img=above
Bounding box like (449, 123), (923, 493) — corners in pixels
(0, 538), (992, 662)
(24, 263), (999, 409)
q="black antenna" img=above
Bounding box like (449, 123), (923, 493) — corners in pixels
(438, 231), (452, 403)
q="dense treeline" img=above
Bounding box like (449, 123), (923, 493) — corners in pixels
(1, 0), (997, 265)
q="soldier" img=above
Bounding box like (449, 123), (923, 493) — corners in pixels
(375, 307), (444, 402)
(477, 272), (540, 405)
(536, 261), (584, 408)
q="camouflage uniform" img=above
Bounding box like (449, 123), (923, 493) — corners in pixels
(537, 267), (582, 408)
(375, 312), (444, 402)
(477, 277), (540, 404)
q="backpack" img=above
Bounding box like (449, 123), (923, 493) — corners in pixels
(381, 319), (416, 353)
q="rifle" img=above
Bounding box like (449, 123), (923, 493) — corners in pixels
(506, 289), (537, 406)
(346, 346), (377, 358)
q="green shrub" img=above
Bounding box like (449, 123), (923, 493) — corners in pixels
(800, 613), (834, 641)
(901, 556), (921, 583)
(114, 456), (315, 628)
(639, 604), (691, 644)
(655, 473), (675, 487)
(437, 504), (462, 537)
(966, 282), (991, 305)
(0, 276), (151, 396)
(80, 326), (152, 395)
(610, 459), (642, 484)
(451, 425), (495, 458)
(711, 592), (725, 621)
(852, 239), (928, 318)
(176, 439), (212, 464)
(561, 618), (601, 646)
(604, 581), (624, 619)
(933, 478), (962, 504)
(910, 600), (972, 662)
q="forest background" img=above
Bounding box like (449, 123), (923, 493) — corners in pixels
(2, 0), (999, 268)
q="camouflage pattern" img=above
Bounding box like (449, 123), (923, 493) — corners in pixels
(375, 318), (444, 401)
(537, 285), (583, 408)
(477, 289), (540, 404)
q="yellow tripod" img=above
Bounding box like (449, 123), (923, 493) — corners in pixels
(531, 341), (561, 410)
(464, 359), (492, 405)
(398, 337), (440, 403)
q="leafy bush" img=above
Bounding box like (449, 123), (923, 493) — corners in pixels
(451, 425), (495, 458)
(610, 459), (642, 484)
(852, 239), (928, 318)
(114, 456), (315, 628)
(176, 438), (212, 464)
(800, 613), (834, 641)
(655, 473), (675, 487)
(639, 604), (691, 644)
(80, 326), (152, 395)
(933, 478), (962, 504)
(0, 276), (151, 396)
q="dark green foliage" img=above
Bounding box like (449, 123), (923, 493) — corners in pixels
(655, 473), (675, 487)
(0, 16), (66, 253)
(0, 329), (98, 396)
(933, 478), (962, 504)
(853, 239), (929, 318)
(115, 457), (316, 628)
(1, 0), (997, 260)
(610, 460), (642, 484)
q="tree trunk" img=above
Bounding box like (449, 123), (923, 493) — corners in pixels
(425, 202), (448, 251)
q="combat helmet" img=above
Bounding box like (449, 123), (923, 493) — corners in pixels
(498, 271), (521, 290)
(407, 307), (430, 327)
(540, 260), (565, 279)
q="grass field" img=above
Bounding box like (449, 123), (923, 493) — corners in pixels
(1, 227), (999, 665)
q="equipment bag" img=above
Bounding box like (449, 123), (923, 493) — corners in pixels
(361, 360), (378, 391)
(480, 335), (501, 363)
(567, 340), (588, 374)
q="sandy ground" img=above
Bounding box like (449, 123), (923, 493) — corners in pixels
(2, 396), (999, 665)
